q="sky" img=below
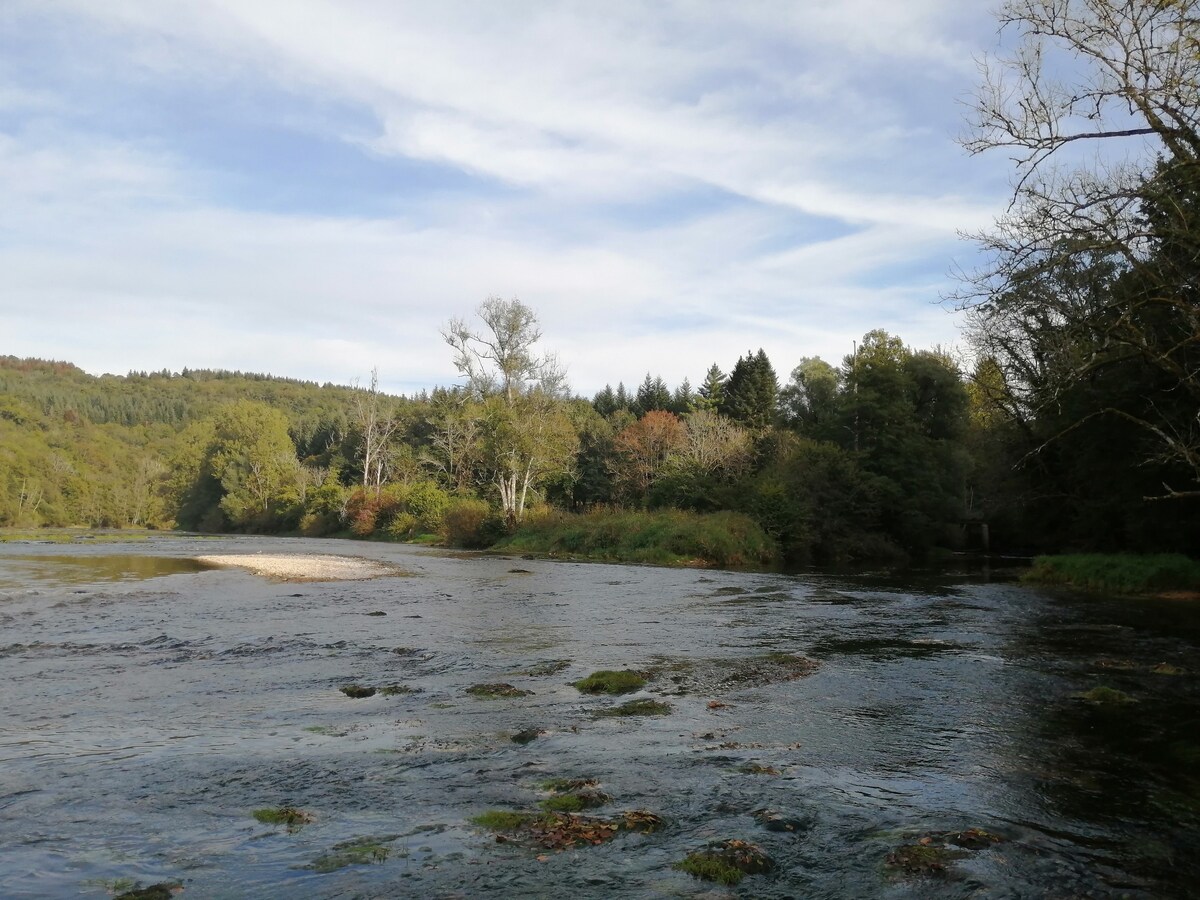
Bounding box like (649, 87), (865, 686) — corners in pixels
(0, 1), (1016, 397)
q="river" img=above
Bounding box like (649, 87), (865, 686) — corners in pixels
(1, 534), (1197, 898)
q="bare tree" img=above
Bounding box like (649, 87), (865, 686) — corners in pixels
(444, 297), (566, 404)
(352, 367), (403, 496)
(959, 0), (1200, 497)
(443, 298), (576, 523)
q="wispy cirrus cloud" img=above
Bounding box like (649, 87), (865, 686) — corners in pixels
(1, 0), (1010, 393)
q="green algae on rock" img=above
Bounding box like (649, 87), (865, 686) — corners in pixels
(252, 806), (314, 827)
(379, 683), (419, 695)
(471, 809), (664, 850)
(1152, 662), (1187, 675)
(1077, 686), (1136, 705)
(885, 842), (967, 875)
(674, 839), (774, 886)
(465, 682), (533, 698)
(592, 698), (671, 718)
(572, 669), (647, 694)
(512, 659), (571, 677)
(540, 791), (611, 813)
(339, 684), (376, 699)
(541, 777), (600, 792)
(114, 883), (181, 900)
(306, 835), (398, 872)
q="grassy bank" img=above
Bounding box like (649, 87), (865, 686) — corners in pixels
(493, 509), (779, 569)
(1022, 553), (1200, 594)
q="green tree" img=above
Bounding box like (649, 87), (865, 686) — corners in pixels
(721, 350), (778, 428)
(838, 332), (970, 556)
(167, 400), (300, 531)
(779, 357), (839, 436)
(695, 364), (726, 412)
(633, 374), (672, 416)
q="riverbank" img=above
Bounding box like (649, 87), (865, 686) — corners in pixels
(1021, 553), (1200, 596)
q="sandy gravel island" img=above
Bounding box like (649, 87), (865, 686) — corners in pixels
(194, 553), (403, 581)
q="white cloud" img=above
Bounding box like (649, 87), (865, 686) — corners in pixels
(1, 1), (1009, 393)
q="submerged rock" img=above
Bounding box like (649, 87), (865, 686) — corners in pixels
(340, 684), (376, 699)
(593, 699), (671, 718)
(511, 727), (542, 744)
(1152, 662), (1187, 675)
(114, 884), (181, 900)
(651, 653), (820, 695)
(470, 808), (664, 850)
(306, 835), (399, 872)
(512, 659), (571, 677)
(885, 828), (1003, 876)
(752, 809), (810, 834)
(466, 682), (532, 698)
(540, 790), (611, 813)
(885, 842), (967, 875)
(1076, 686), (1136, 705)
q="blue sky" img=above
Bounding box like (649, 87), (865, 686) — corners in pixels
(1, 1), (1014, 396)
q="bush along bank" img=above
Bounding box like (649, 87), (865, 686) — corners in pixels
(1021, 553), (1200, 595)
(489, 509), (779, 569)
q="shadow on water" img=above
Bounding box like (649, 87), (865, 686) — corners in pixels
(1002, 590), (1200, 893)
(0, 536), (1198, 898)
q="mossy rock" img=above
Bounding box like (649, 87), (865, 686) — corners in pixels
(379, 684), (418, 696)
(739, 763), (780, 776)
(593, 699), (671, 718)
(1094, 657), (1140, 671)
(541, 791), (610, 813)
(674, 839), (773, 885)
(647, 654), (819, 695)
(885, 842), (968, 875)
(253, 806), (314, 827)
(512, 659), (571, 677)
(572, 670), (647, 694)
(306, 835), (397, 872)
(114, 884), (181, 900)
(1077, 686), (1136, 705)
(1152, 662), (1187, 675)
(943, 827), (1003, 849)
(511, 727), (542, 744)
(751, 809), (810, 833)
(541, 777), (599, 792)
(471, 808), (664, 849)
(340, 684), (376, 699)
(466, 682), (533, 699)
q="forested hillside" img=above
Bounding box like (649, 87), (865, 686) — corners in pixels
(5, 299), (1197, 565)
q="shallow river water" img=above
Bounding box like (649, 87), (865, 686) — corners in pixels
(1, 535), (1198, 898)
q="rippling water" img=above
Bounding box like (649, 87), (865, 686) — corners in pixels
(1, 535), (1197, 898)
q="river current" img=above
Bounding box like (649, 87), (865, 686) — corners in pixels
(1, 535), (1197, 898)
